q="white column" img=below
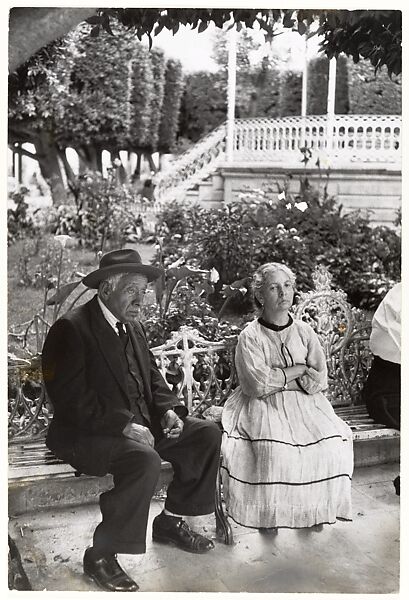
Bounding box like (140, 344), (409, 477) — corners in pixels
(226, 26), (237, 163)
(327, 57), (337, 116)
(301, 35), (308, 117)
(326, 57), (337, 151)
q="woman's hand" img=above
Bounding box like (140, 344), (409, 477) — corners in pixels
(284, 364), (308, 382)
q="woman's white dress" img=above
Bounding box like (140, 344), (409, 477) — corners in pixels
(221, 317), (353, 529)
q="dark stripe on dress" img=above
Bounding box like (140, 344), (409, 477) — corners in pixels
(221, 465), (352, 486)
(222, 431), (348, 447)
(226, 513), (353, 530)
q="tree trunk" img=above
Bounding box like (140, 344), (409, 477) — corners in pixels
(77, 145), (99, 172)
(35, 131), (67, 205)
(132, 152), (142, 182)
(146, 152), (158, 173)
(96, 148), (103, 174)
(111, 150), (127, 183)
(58, 147), (76, 189)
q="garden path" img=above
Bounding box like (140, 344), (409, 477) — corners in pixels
(8, 463), (401, 593)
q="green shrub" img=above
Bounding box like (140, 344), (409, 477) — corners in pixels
(16, 236), (80, 290)
(7, 188), (37, 245)
(50, 171), (140, 251)
(278, 70), (302, 116)
(347, 59), (402, 115)
(143, 283), (240, 347)
(158, 58), (185, 153)
(155, 174), (400, 311)
(307, 55), (349, 115)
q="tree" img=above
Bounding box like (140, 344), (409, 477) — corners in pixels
(8, 40), (71, 203)
(347, 59), (402, 114)
(54, 24), (139, 173)
(157, 59), (185, 155)
(9, 23), (177, 202)
(278, 71), (302, 117)
(178, 30), (283, 143)
(178, 72), (227, 143)
(312, 10), (402, 77)
(146, 48), (166, 153)
(307, 56), (349, 115)
(9, 8), (402, 76)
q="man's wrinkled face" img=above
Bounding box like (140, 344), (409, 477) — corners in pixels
(102, 273), (148, 323)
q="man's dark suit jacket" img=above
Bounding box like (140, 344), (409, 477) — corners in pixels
(42, 296), (187, 474)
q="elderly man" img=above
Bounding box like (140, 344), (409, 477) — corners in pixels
(42, 249), (221, 592)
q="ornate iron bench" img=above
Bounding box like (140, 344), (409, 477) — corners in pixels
(8, 266), (400, 544)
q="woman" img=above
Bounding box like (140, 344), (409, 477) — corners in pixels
(221, 263), (353, 530)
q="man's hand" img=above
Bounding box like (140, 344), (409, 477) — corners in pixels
(161, 409), (184, 440)
(122, 422), (155, 447)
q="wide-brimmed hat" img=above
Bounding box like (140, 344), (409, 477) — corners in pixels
(82, 248), (163, 288)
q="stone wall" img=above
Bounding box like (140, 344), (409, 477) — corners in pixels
(197, 166), (402, 228)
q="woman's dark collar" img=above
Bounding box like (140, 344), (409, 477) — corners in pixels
(258, 314), (293, 331)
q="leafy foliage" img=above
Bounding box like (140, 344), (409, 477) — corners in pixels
(16, 237), (78, 290)
(9, 8), (402, 78)
(247, 58), (281, 118)
(53, 23), (152, 151)
(8, 21), (182, 202)
(178, 30), (283, 143)
(179, 71), (226, 143)
(7, 189), (37, 245)
(127, 43), (155, 149)
(8, 39), (65, 131)
(154, 173), (401, 311)
(313, 10), (402, 77)
(157, 59), (185, 153)
(143, 292), (239, 347)
(347, 58), (402, 114)
(86, 8), (401, 76)
(147, 48), (167, 151)
(278, 71), (302, 117)
(307, 55), (349, 115)
(49, 171), (141, 252)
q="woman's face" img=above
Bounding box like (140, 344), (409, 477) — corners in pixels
(259, 269), (295, 312)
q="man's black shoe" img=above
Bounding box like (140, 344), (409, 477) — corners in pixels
(83, 547), (139, 592)
(152, 512), (214, 554)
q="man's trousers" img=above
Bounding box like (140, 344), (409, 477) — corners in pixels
(72, 417), (221, 554)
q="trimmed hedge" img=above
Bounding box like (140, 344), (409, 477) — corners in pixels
(347, 59), (402, 115)
(278, 70), (302, 116)
(307, 55), (349, 115)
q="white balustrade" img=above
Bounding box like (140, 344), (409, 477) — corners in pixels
(233, 115), (401, 166)
(154, 122), (227, 203)
(154, 115), (401, 202)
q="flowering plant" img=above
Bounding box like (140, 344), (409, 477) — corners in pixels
(154, 172), (400, 313)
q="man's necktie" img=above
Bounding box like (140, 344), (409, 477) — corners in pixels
(116, 322), (128, 346)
